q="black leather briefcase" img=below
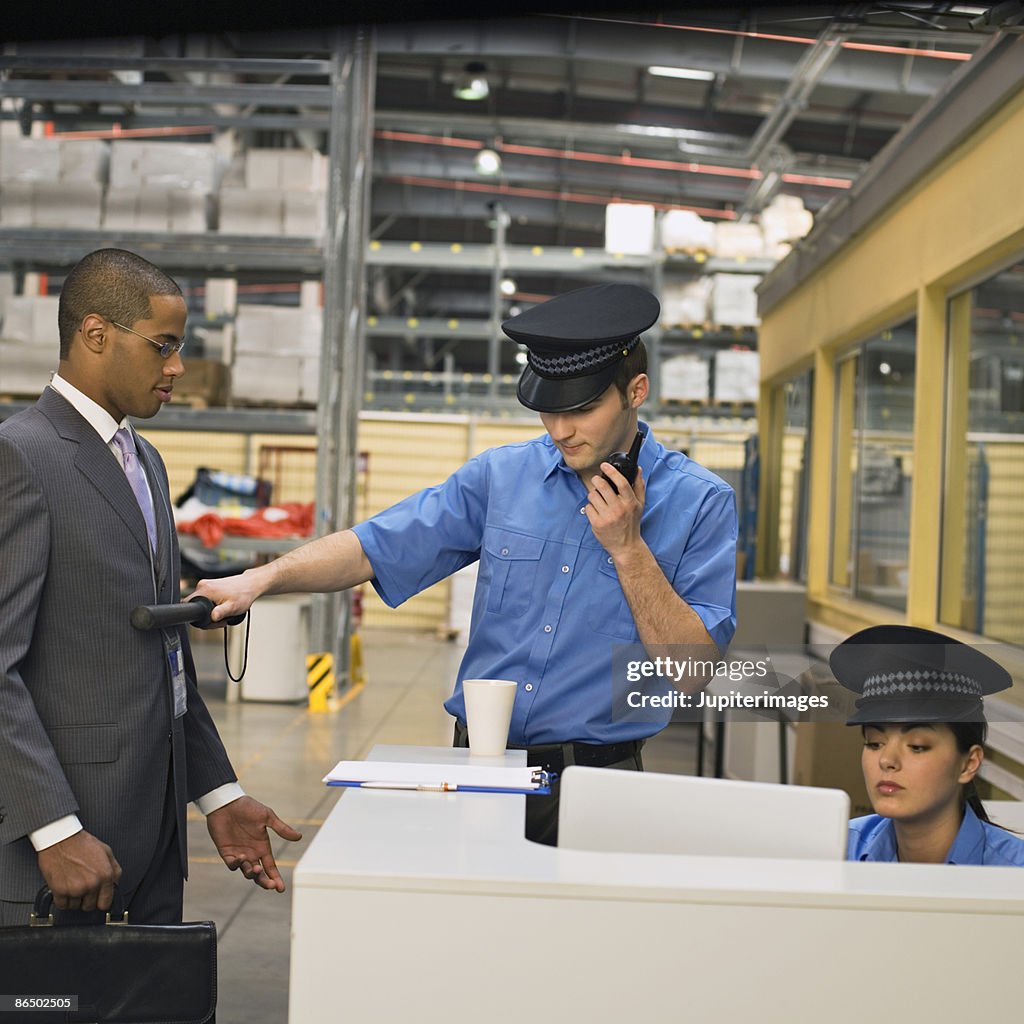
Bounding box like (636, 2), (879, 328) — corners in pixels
(0, 887), (217, 1023)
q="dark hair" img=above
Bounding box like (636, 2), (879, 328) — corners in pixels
(948, 721), (993, 824)
(612, 339), (648, 407)
(58, 249), (182, 359)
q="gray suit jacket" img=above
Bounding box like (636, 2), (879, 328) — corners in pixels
(0, 387), (236, 902)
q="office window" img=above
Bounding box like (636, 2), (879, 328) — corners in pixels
(941, 259), (1024, 644)
(830, 320), (916, 610)
(778, 371), (812, 581)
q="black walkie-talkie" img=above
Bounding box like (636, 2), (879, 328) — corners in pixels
(601, 430), (644, 494)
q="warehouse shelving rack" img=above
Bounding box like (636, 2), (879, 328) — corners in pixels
(0, 32), (375, 684)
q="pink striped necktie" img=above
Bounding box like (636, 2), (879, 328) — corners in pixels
(112, 427), (157, 551)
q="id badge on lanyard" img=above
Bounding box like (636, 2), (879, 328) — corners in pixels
(162, 630), (188, 719)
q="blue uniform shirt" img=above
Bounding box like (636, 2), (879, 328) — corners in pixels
(848, 804), (1024, 866)
(353, 422), (737, 745)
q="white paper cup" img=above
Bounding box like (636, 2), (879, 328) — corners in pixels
(462, 678), (517, 757)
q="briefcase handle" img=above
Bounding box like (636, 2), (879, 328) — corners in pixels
(31, 885), (129, 927)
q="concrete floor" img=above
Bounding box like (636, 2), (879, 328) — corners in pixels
(185, 629), (700, 1024)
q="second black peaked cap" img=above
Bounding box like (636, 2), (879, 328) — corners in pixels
(503, 283), (660, 412)
(830, 625), (1011, 725)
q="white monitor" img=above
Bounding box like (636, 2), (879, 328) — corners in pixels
(558, 765), (850, 860)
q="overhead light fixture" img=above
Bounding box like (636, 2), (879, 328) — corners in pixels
(647, 65), (716, 82)
(453, 62), (490, 101)
(474, 147), (502, 176)
(500, 277), (517, 297)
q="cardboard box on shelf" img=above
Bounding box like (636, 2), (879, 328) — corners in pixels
(714, 349), (760, 402)
(604, 202), (655, 255)
(103, 187), (171, 231)
(110, 140), (217, 192)
(660, 353), (710, 402)
(282, 191), (325, 236)
(279, 149), (327, 192)
(1, 295), (61, 346)
(244, 148), (326, 192)
(235, 305), (322, 357)
(58, 139), (109, 184)
(661, 209), (716, 253)
(0, 137), (61, 184)
(231, 352), (302, 405)
(0, 183), (35, 226)
(0, 338), (54, 395)
(219, 187), (283, 234)
(715, 221), (766, 260)
(169, 190), (208, 233)
(172, 358), (230, 407)
(661, 278), (712, 327)
(32, 183), (103, 229)
(710, 273), (761, 327)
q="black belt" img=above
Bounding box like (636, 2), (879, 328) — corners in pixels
(522, 739), (644, 775)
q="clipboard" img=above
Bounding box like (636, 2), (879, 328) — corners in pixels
(323, 759), (554, 795)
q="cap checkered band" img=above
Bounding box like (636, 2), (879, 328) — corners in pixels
(528, 335), (638, 378)
(862, 669), (982, 700)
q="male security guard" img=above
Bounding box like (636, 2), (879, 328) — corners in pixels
(194, 283), (738, 844)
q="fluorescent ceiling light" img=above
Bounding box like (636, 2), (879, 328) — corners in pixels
(647, 66), (716, 82)
(454, 62), (490, 101)
(474, 148), (502, 176)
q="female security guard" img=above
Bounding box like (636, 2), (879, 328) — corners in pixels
(830, 625), (1024, 866)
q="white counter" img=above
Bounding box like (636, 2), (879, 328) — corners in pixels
(290, 745), (1024, 1023)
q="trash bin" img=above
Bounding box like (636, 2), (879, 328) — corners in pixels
(230, 594), (311, 702)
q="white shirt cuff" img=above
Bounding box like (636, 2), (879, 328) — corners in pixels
(29, 815), (83, 852)
(194, 783), (246, 816)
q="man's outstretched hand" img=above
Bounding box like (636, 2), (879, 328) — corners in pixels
(206, 796), (302, 893)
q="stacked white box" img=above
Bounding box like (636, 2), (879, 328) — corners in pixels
(661, 278), (712, 327)
(282, 191), (325, 236)
(232, 305), (322, 405)
(660, 354), (710, 402)
(604, 203), (655, 255)
(0, 295), (59, 394)
(169, 190), (208, 232)
(219, 188), (283, 234)
(244, 149), (326, 192)
(661, 210), (716, 253)
(0, 137), (61, 183)
(58, 140), (109, 183)
(711, 273), (761, 327)
(0, 183), (34, 226)
(109, 140), (217, 192)
(714, 349), (760, 402)
(32, 183), (103, 229)
(229, 353), (301, 405)
(760, 194), (814, 260)
(715, 222), (766, 260)
(1, 295), (61, 344)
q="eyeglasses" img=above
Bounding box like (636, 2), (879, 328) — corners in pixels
(110, 320), (186, 359)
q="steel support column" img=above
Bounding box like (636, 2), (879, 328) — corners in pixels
(312, 28), (376, 684)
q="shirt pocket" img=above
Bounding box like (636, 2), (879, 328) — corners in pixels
(482, 528), (545, 619)
(587, 557), (637, 640)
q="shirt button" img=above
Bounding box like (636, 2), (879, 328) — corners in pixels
(561, 565), (570, 573)
(580, 507), (586, 514)
(525, 683), (534, 692)
(501, 547), (509, 556)
(543, 625), (552, 633)
(607, 556), (614, 564)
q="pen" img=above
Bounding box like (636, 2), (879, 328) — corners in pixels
(359, 782), (457, 792)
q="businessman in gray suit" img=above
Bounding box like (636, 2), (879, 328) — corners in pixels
(0, 249), (301, 926)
